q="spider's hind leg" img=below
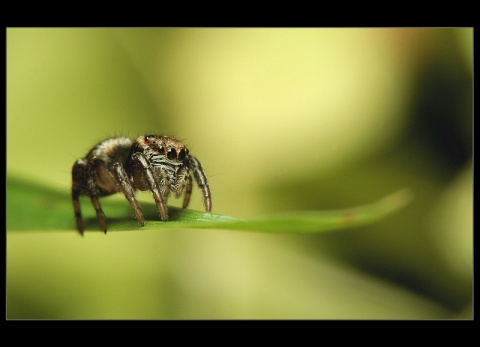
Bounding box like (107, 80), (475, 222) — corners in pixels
(72, 159), (87, 235)
(86, 158), (108, 233)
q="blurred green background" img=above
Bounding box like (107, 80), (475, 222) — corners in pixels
(6, 28), (472, 319)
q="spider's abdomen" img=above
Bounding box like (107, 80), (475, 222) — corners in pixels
(86, 137), (132, 169)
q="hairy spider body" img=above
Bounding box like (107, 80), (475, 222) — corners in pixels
(72, 135), (212, 235)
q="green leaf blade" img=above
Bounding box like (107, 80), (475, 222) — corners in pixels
(7, 175), (412, 234)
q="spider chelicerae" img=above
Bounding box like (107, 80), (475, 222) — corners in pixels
(71, 135), (212, 235)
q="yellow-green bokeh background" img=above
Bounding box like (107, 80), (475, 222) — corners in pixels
(7, 28), (472, 319)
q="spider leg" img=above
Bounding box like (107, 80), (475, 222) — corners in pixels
(90, 195), (107, 233)
(131, 152), (169, 221)
(86, 158), (108, 233)
(188, 155), (212, 212)
(112, 162), (145, 227)
(72, 159), (87, 235)
(72, 190), (84, 234)
(182, 173), (193, 209)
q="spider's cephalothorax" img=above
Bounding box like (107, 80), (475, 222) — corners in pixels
(71, 135), (212, 235)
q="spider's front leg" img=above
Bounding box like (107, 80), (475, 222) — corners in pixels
(188, 155), (212, 212)
(131, 152), (169, 221)
(111, 162), (145, 227)
(182, 173), (193, 209)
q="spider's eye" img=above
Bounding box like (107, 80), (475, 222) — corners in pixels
(145, 135), (155, 141)
(178, 149), (186, 161)
(167, 148), (177, 160)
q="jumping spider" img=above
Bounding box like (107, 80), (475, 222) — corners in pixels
(72, 135), (212, 235)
